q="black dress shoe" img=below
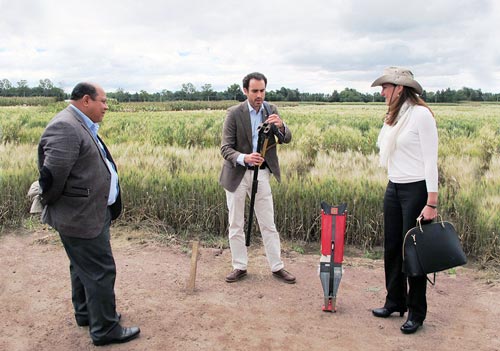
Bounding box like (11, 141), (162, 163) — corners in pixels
(93, 326), (140, 346)
(372, 306), (406, 318)
(401, 319), (423, 334)
(76, 312), (121, 327)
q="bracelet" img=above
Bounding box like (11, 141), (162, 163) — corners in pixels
(426, 204), (437, 209)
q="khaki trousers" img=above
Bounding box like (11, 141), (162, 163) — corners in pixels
(225, 168), (284, 272)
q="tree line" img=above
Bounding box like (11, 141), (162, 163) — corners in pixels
(0, 79), (66, 100)
(1, 78), (498, 103)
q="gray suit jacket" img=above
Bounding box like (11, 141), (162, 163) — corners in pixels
(37, 106), (122, 238)
(219, 101), (292, 192)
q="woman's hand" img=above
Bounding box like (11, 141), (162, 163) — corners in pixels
(419, 205), (438, 221)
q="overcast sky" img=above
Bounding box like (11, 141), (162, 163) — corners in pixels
(1, 0), (499, 94)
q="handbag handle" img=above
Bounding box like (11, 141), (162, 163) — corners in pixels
(416, 214), (444, 232)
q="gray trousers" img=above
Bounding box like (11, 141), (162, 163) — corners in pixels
(59, 209), (121, 342)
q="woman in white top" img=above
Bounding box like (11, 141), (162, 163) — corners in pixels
(370, 67), (438, 334)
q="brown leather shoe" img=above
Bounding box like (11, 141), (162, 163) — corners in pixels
(225, 269), (247, 283)
(272, 269), (296, 284)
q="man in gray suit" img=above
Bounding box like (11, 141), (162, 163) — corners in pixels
(38, 82), (140, 346)
(219, 72), (296, 284)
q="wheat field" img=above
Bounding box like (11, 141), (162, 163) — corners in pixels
(1, 102), (498, 263)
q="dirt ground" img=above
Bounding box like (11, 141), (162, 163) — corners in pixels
(1, 226), (499, 351)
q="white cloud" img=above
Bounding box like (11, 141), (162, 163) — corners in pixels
(0, 0), (498, 93)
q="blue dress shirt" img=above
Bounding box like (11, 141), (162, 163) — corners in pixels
(70, 104), (119, 205)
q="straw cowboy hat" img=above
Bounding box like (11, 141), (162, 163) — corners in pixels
(371, 66), (423, 95)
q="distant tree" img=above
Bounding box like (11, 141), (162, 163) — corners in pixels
(181, 83), (198, 100)
(38, 79), (54, 96)
(435, 90), (442, 103)
(421, 90), (428, 102)
(443, 88), (456, 103)
(225, 83), (244, 100)
(372, 92), (384, 102)
(339, 88), (363, 102)
(131, 92), (140, 102)
(150, 92), (161, 102)
(51, 85), (66, 101)
(173, 90), (186, 100)
(455, 88), (467, 101)
(330, 90), (340, 102)
(35, 78), (54, 96)
(112, 87), (131, 102)
(483, 92), (500, 102)
(300, 92), (328, 102)
(470, 88), (483, 101)
(362, 92), (373, 103)
(17, 80), (29, 97)
(201, 84), (214, 101)
(265, 90), (278, 101)
(286, 88), (300, 101)
(139, 90), (150, 102)
(277, 87), (288, 101)
(1, 79), (12, 90)
(160, 89), (174, 101)
(0, 79), (13, 96)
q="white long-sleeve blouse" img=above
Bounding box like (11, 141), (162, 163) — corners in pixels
(381, 105), (439, 192)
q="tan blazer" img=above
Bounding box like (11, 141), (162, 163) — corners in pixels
(38, 106), (122, 238)
(219, 101), (292, 192)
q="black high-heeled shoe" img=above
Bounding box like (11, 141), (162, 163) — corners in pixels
(372, 306), (406, 318)
(400, 319), (423, 334)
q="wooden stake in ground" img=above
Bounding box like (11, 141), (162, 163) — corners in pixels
(186, 240), (200, 293)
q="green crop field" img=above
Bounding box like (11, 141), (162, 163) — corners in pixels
(1, 101), (499, 264)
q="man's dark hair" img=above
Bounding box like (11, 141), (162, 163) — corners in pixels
(242, 72), (267, 90)
(70, 82), (98, 100)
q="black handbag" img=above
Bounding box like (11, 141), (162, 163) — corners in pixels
(403, 216), (467, 285)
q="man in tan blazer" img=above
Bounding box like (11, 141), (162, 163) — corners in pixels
(219, 72), (295, 284)
(38, 82), (140, 346)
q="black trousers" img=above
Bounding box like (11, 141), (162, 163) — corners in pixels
(383, 180), (428, 323)
(59, 209), (120, 341)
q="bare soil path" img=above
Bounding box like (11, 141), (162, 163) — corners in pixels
(1, 227), (499, 351)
